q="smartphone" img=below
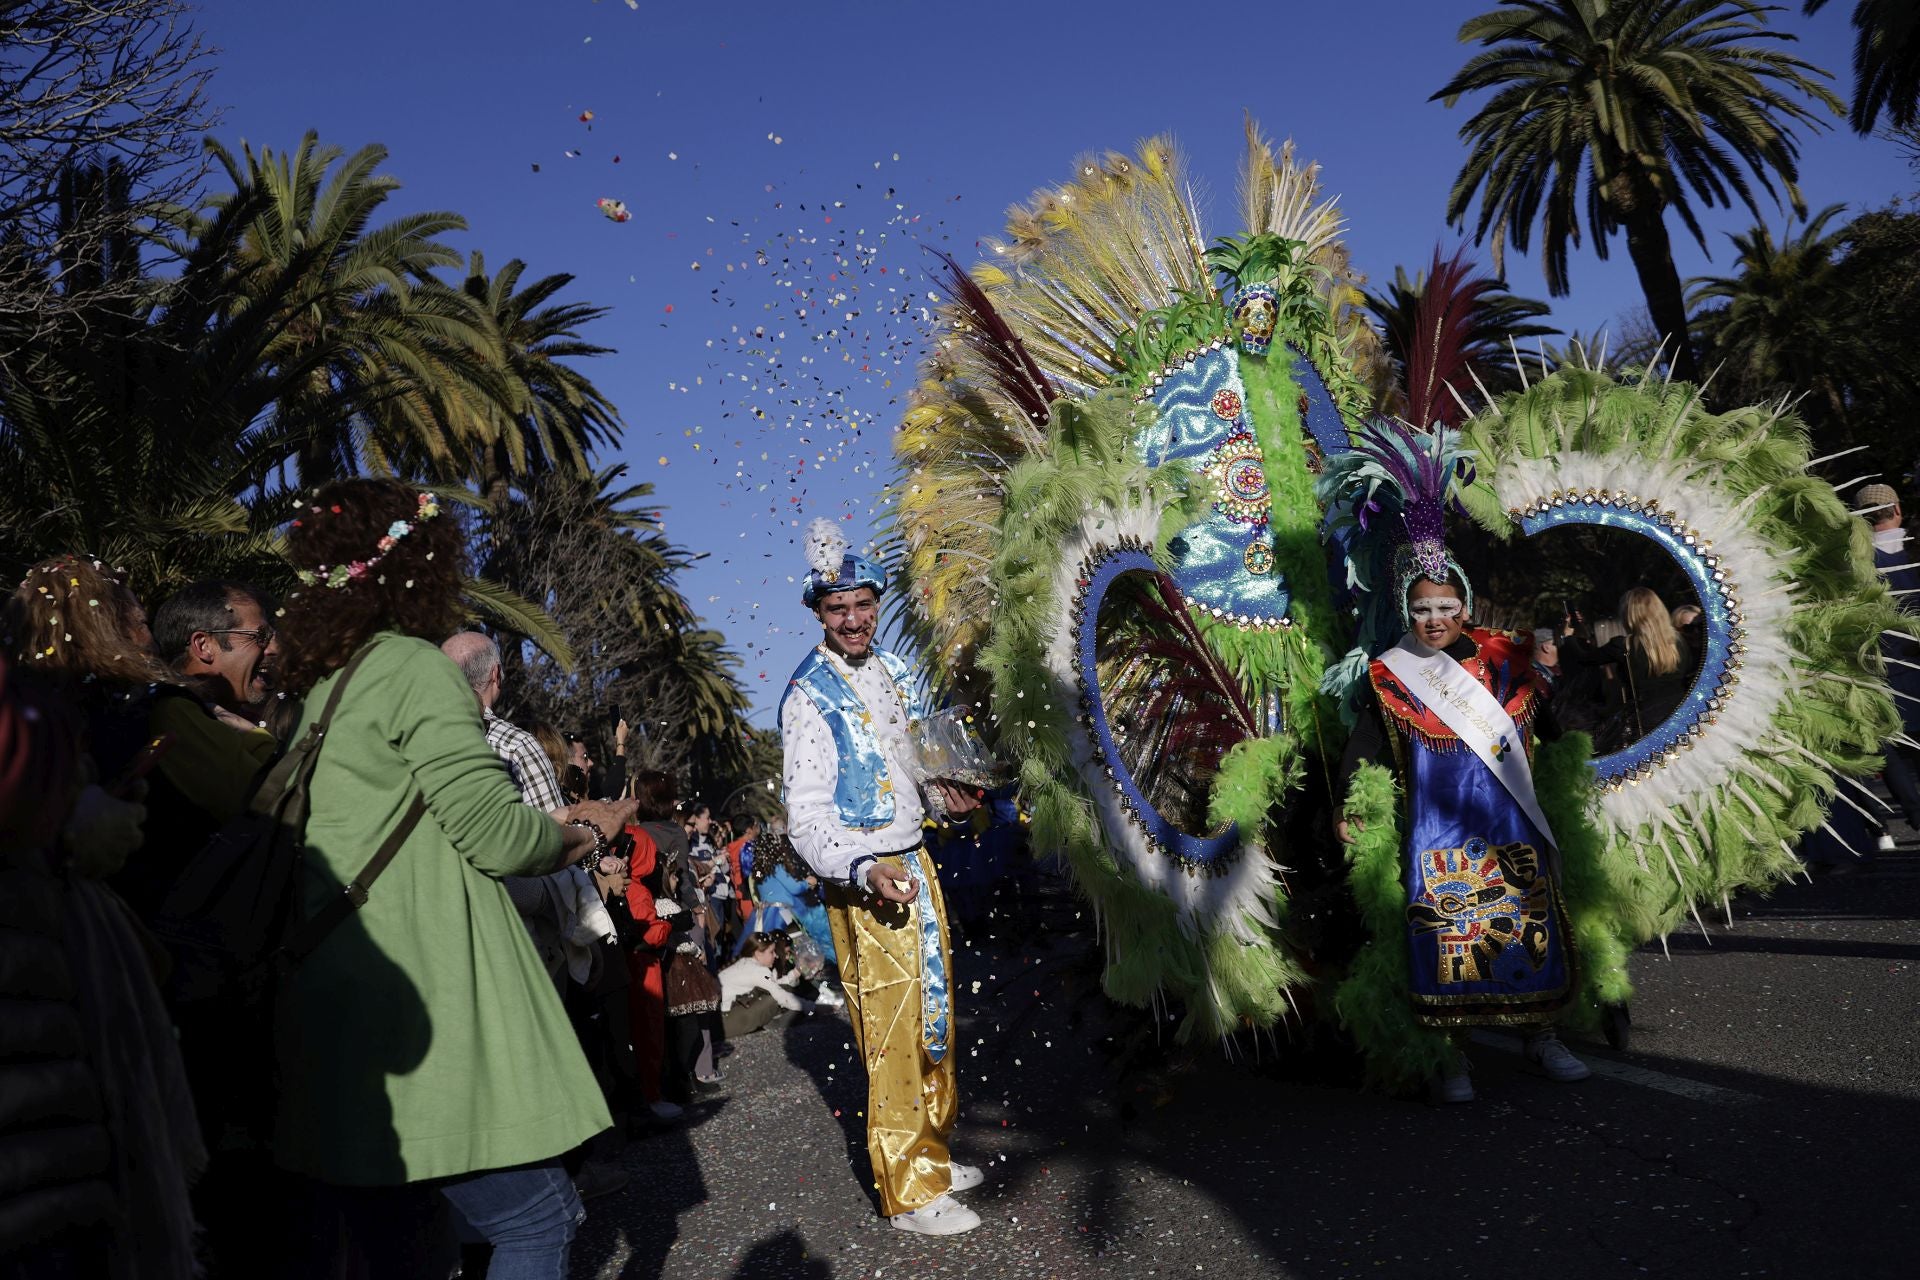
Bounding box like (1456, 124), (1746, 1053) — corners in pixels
(111, 732), (175, 798)
(607, 703), (622, 738)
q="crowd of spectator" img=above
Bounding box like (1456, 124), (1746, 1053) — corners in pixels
(0, 478), (838, 1279)
(9, 478), (1896, 1274)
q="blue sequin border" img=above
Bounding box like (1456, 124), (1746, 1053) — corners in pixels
(1517, 492), (1744, 789)
(1071, 538), (1243, 870)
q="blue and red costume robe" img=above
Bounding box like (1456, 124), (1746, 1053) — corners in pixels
(1340, 628), (1577, 1027)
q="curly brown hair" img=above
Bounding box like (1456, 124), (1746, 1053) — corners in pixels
(276, 479), (469, 694)
(4, 553), (172, 691)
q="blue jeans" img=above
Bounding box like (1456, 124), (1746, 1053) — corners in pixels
(290, 1159), (582, 1280)
(441, 1161), (584, 1280)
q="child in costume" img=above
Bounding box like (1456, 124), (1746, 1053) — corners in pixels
(778, 519), (987, 1235)
(1326, 421), (1593, 1102)
(1338, 567), (1591, 1101)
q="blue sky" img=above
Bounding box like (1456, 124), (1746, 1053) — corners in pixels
(195, 0), (1911, 721)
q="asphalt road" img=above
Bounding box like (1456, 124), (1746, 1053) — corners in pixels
(571, 847), (1918, 1280)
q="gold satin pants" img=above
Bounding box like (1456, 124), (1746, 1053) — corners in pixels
(824, 848), (959, 1216)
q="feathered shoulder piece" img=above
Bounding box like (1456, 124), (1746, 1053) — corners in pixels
(1366, 627), (1541, 747)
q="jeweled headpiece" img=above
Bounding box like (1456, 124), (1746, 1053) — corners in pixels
(1318, 418), (1477, 635)
(801, 517), (887, 608)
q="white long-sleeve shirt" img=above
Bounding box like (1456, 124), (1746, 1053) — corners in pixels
(781, 647), (925, 887)
(718, 957), (810, 1012)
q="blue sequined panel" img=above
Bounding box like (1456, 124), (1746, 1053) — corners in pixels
(1286, 343), (1355, 462)
(1137, 344), (1291, 628)
(913, 850), (951, 1063)
(1520, 497), (1737, 788)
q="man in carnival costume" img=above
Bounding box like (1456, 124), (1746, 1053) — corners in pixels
(779, 518), (986, 1235)
(1331, 425), (1591, 1104)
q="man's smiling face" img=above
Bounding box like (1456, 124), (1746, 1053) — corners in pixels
(816, 586), (879, 660)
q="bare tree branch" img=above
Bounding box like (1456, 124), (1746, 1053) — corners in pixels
(0, 0), (218, 340)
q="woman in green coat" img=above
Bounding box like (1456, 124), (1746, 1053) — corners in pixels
(273, 479), (607, 1279)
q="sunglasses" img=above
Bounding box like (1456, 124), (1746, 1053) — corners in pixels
(206, 625), (276, 648)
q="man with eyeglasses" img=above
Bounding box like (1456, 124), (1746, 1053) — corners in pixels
(154, 580), (281, 717)
(109, 582), (283, 922)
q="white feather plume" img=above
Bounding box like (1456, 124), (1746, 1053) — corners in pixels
(1039, 500), (1280, 942)
(803, 517), (849, 578)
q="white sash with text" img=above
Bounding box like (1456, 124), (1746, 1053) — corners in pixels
(1378, 636), (1558, 850)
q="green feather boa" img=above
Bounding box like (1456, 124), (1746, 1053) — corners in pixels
(979, 392), (1306, 1040)
(1333, 733), (1634, 1089)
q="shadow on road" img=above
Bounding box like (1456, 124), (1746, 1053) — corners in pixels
(725, 1229), (832, 1279)
(573, 854), (1919, 1278)
(569, 1099), (721, 1279)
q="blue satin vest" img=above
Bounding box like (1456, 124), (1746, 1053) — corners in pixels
(780, 646), (927, 830)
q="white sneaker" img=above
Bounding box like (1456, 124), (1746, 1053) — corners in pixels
(948, 1160), (984, 1192)
(1428, 1055), (1475, 1105)
(649, 1100), (684, 1121)
(1525, 1033), (1592, 1082)
(890, 1192), (982, 1236)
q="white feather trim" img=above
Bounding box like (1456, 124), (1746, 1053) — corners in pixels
(1036, 501), (1280, 943)
(803, 517), (848, 578)
(1492, 454), (1796, 838)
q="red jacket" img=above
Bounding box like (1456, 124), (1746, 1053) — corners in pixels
(621, 824), (675, 951)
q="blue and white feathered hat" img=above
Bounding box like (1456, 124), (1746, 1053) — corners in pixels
(801, 517), (888, 608)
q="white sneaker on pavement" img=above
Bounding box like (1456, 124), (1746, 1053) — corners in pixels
(1428, 1054), (1475, 1105)
(948, 1161), (984, 1193)
(1524, 1032), (1592, 1082)
(890, 1192), (982, 1236)
(649, 1099), (684, 1121)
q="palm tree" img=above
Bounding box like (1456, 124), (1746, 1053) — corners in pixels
(1434, 0), (1841, 385)
(480, 466), (752, 776)
(1364, 246), (1558, 421)
(0, 152), (597, 660)
(0, 174), (303, 591)
(1688, 202), (1855, 419)
(460, 252), (624, 490)
(191, 132), (506, 484)
(1805, 1), (1920, 133)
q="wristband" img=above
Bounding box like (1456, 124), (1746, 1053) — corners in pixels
(847, 852), (879, 892)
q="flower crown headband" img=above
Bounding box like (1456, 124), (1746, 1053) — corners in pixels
(293, 492), (441, 589)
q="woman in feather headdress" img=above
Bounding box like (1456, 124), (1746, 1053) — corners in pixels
(777, 519), (988, 1236)
(1327, 421), (1595, 1102)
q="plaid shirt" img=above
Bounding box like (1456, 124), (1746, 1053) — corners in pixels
(484, 709), (566, 812)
